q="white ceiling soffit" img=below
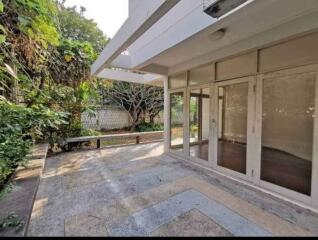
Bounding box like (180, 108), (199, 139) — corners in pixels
(170, 7), (318, 75)
(136, 0), (318, 73)
(97, 69), (163, 86)
(125, 0), (254, 70)
(91, 0), (180, 76)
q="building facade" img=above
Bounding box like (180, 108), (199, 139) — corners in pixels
(92, 0), (318, 210)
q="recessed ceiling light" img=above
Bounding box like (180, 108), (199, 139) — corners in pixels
(208, 29), (226, 41)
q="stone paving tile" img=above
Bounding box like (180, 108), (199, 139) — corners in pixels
(27, 143), (318, 237)
(98, 157), (162, 179)
(168, 158), (318, 236)
(65, 214), (109, 237)
(151, 209), (232, 237)
(64, 177), (193, 236)
(37, 157), (162, 201)
(65, 174), (314, 237)
(28, 160), (191, 236)
(108, 190), (271, 236)
(188, 176), (314, 236)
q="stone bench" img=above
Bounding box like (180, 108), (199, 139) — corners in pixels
(65, 131), (164, 149)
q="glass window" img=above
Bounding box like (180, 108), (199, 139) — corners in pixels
(189, 65), (214, 86)
(169, 72), (187, 89)
(261, 72), (315, 195)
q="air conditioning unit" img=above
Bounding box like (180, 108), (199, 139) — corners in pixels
(204, 0), (248, 18)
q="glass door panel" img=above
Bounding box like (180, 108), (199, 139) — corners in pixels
(261, 72), (315, 196)
(217, 82), (249, 174)
(190, 91), (199, 144)
(189, 88), (210, 161)
(170, 92), (184, 151)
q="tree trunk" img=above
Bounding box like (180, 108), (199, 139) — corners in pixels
(150, 115), (155, 123)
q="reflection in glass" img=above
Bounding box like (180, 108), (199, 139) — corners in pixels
(218, 83), (248, 174)
(261, 73), (314, 195)
(170, 92), (184, 151)
(189, 88), (210, 161)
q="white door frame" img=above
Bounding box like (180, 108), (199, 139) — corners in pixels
(187, 83), (213, 168)
(255, 64), (318, 206)
(211, 76), (256, 182)
(167, 64), (318, 209)
(168, 88), (187, 158)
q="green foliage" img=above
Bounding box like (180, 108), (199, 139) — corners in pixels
(80, 128), (100, 137)
(0, 0), (106, 141)
(136, 122), (164, 133)
(0, 213), (24, 233)
(57, 3), (109, 53)
(28, 82), (100, 147)
(0, 102), (31, 183)
(0, 0), (5, 44)
(0, 182), (14, 200)
(101, 80), (164, 131)
(0, 99), (68, 183)
(14, 0), (60, 46)
(0, 0), (107, 185)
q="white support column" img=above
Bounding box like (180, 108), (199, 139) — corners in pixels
(163, 76), (170, 153)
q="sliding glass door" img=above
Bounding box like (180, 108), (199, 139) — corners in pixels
(213, 77), (255, 180)
(258, 65), (318, 199)
(189, 87), (210, 162)
(170, 65), (318, 205)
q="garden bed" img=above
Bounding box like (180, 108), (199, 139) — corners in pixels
(0, 144), (48, 237)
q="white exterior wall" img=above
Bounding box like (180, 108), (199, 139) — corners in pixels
(129, 0), (156, 19)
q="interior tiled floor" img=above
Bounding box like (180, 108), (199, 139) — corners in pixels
(27, 143), (318, 236)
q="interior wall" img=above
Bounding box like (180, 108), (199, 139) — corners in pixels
(262, 71), (315, 161)
(220, 83), (248, 143)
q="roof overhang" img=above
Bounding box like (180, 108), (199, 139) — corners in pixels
(91, 0), (180, 76)
(93, 0), (318, 81)
(97, 69), (164, 86)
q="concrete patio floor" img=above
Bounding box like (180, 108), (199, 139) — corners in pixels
(27, 143), (318, 236)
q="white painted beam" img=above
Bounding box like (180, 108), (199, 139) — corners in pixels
(97, 69), (163, 86)
(91, 0), (180, 76)
(111, 54), (131, 69)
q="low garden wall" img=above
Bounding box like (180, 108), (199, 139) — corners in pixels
(82, 107), (164, 130)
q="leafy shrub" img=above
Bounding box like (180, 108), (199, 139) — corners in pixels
(80, 128), (100, 137)
(0, 213), (24, 233)
(0, 99), (68, 184)
(135, 122), (164, 132)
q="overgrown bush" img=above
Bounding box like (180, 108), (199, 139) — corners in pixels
(0, 99), (68, 185)
(135, 122), (164, 132)
(0, 0), (107, 188)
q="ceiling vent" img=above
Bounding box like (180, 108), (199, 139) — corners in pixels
(204, 0), (248, 18)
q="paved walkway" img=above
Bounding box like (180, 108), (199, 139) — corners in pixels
(27, 143), (318, 236)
